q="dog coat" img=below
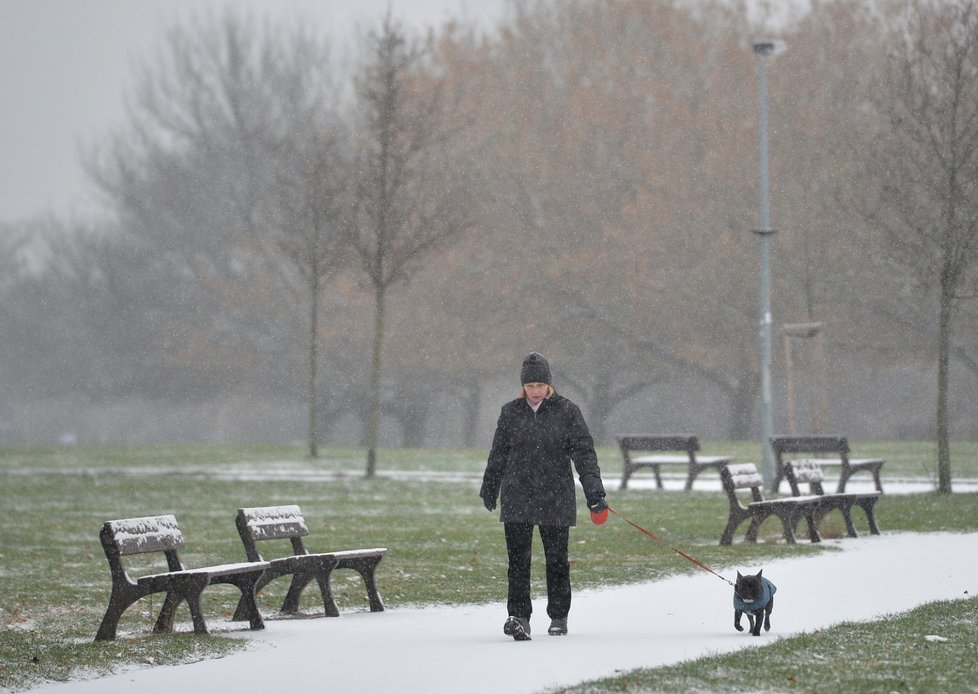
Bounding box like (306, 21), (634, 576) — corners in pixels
(733, 577), (777, 612)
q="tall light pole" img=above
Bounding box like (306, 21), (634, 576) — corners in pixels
(752, 40), (785, 490)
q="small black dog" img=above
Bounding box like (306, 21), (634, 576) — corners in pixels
(733, 569), (777, 636)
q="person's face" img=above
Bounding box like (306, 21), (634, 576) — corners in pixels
(523, 382), (548, 406)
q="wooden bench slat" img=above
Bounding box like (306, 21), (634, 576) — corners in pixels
(105, 515), (185, 555)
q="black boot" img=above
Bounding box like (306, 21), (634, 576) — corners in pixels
(503, 616), (531, 641)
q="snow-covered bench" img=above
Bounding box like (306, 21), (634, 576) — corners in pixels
(95, 514), (269, 641)
(782, 459), (882, 538)
(719, 463), (823, 545)
(617, 434), (733, 490)
(233, 505), (386, 618)
(770, 436), (885, 493)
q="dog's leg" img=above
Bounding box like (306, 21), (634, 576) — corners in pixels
(751, 609), (762, 636)
(764, 596), (774, 632)
(735, 609), (745, 632)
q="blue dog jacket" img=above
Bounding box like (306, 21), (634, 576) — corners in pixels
(733, 577), (777, 612)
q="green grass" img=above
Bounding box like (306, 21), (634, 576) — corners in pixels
(0, 442), (976, 692)
(559, 598), (978, 693)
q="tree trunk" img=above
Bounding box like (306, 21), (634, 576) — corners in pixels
(366, 285), (386, 477)
(586, 376), (613, 446)
(461, 376), (482, 447)
(936, 280), (953, 494)
(307, 269), (319, 459)
(397, 395), (429, 447)
(728, 357), (757, 440)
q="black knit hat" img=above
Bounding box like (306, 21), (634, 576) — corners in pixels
(520, 352), (552, 385)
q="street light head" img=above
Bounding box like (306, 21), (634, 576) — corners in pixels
(752, 40), (787, 57)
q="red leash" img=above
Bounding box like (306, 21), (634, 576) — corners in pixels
(608, 507), (734, 587)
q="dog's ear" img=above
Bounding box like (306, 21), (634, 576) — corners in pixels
(736, 571), (743, 579)
(757, 569), (763, 579)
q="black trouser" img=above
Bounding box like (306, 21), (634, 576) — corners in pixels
(504, 522), (570, 620)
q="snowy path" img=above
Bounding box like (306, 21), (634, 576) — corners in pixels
(30, 532), (977, 694)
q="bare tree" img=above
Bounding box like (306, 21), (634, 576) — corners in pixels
(267, 125), (352, 458)
(86, 11), (347, 444)
(867, 0), (978, 492)
(256, 31), (352, 458)
(351, 14), (475, 476)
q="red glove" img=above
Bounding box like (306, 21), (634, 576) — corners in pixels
(588, 497), (609, 525)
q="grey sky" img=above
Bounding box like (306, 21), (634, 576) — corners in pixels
(0, 0), (502, 224)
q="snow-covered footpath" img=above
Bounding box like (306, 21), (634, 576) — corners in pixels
(29, 531), (978, 694)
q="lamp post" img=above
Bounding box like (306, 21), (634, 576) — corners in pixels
(752, 40), (785, 490)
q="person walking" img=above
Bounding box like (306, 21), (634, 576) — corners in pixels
(480, 352), (608, 641)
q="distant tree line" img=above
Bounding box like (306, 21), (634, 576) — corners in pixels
(1, 0), (976, 487)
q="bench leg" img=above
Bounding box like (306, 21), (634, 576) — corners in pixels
(856, 498), (882, 535)
(684, 466), (698, 492)
(719, 516), (744, 545)
(281, 571), (314, 614)
(840, 503), (859, 538)
(153, 589), (182, 634)
(233, 568), (273, 622)
(745, 515), (764, 543)
(95, 586), (142, 642)
(620, 465), (632, 490)
(652, 465), (664, 490)
(775, 512), (798, 544)
(217, 572), (265, 630)
(159, 574), (211, 635)
(314, 572), (341, 617)
(280, 562), (340, 618)
(339, 556), (386, 612)
(183, 590), (209, 635)
(836, 469), (853, 494)
(872, 469), (884, 494)
(801, 510), (822, 543)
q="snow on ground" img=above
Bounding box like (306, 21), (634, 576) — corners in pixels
(29, 531), (978, 694)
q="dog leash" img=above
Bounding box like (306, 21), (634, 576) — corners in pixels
(608, 507), (734, 587)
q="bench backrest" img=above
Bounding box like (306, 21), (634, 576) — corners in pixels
(770, 436), (849, 458)
(236, 505), (310, 562)
(720, 463), (765, 505)
(618, 434), (699, 460)
(783, 459), (827, 496)
(100, 514), (187, 578)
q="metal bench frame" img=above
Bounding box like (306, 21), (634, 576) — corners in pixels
(95, 514), (268, 641)
(618, 434), (732, 490)
(719, 463), (822, 545)
(234, 505), (386, 619)
(783, 459), (882, 538)
(771, 436), (885, 493)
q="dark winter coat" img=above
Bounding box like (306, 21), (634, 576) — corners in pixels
(480, 393), (605, 527)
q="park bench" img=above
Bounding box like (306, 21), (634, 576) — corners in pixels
(95, 514), (269, 641)
(617, 434), (733, 490)
(719, 463), (822, 545)
(233, 505), (386, 619)
(783, 459), (882, 538)
(770, 436), (885, 493)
